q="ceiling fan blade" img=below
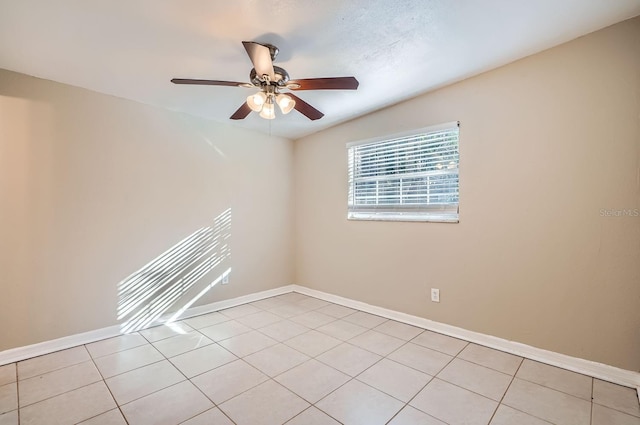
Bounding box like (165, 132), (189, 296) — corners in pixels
(288, 93), (324, 120)
(288, 77), (359, 91)
(242, 41), (275, 82)
(171, 78), (249, 87)
(230, 102), (252, 120)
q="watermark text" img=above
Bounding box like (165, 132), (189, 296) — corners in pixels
(600, 208), (639, 217)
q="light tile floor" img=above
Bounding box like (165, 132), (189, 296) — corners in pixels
(1, 292), (639, 425)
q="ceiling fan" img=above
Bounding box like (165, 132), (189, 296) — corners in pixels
(171, 41), (359, 121)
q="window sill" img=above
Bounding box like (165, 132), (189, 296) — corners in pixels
(347, 213), (459, 223)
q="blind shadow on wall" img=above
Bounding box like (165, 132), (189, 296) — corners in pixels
(117, 208), (232, 333)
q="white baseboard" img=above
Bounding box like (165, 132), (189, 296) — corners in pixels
(158, 284), (295, 323)
(0, 284), (294, 366)
(2, 282), (639, 394)
(292, 285), (640, 390)
(0, 325), (122, 367)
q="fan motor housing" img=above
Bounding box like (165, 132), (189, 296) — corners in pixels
(250, 66), (290, 86)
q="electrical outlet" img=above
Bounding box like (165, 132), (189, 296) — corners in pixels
(431, 288), (440, 303)
(222, 274), (229, 284)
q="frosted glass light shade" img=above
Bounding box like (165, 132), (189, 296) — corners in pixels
(259, 102), (275, 119)
(247, 91), (267, 112)
(276, 94), (295, 114)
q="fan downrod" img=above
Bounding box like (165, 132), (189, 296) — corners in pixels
(262, 43), (279, 61)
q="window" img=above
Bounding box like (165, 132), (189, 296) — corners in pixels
(347, 121), (459, 222)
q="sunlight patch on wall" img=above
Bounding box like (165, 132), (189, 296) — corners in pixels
(117, 208), (231, 333)
(166, 266), (231, 324)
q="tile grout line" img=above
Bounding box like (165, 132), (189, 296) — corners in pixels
(589, 388), (640, 418)
(590, 377), (594, 425)
(125, 296), (335, 386)
(456, 348), (523, 375)
(492, 360), (561, 424)
(446, 346), (605, 406)
(16, 361), (239, 425)
(138, 327), (239, 425)
(391, 339), (461, 425)
(178, 368), (239, 425)
(198, 296), (363, 423)
(177, 297), (455, 423)
(301, 325), (455, 424)
(166, 295), (329, 420)
(305, 373), (358, 422)
(201, 297), (336, 421)
(91, 334), (190, 415)
(485, 355), (525, 425)
(15, 360), (105, 411)
(430, 354), (527, 403)
(17, 357), (98, 384)
(279, 406), (318, 425)
(328, 326), (448, 381)
(16, 379), (117, 424)
(15, 363), (20, 425)
(139, 328), (238, 424)
(80, 344), (130, 425)
(16, 351), (90, 382)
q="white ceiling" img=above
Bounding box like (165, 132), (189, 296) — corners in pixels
(1, 1), (639, 139)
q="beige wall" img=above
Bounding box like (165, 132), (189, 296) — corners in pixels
(294, 17), (640, 371)
(0, 69), (294, 351)
(1, 19), (638, 372)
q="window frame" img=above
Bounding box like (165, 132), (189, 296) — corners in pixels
(347, 121), (460, 223)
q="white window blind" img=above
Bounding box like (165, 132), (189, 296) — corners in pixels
(347, 122), (459, 222)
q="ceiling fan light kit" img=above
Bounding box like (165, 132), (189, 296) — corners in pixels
(171, 41), (359, 121)
(247, 84), (295, 117)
